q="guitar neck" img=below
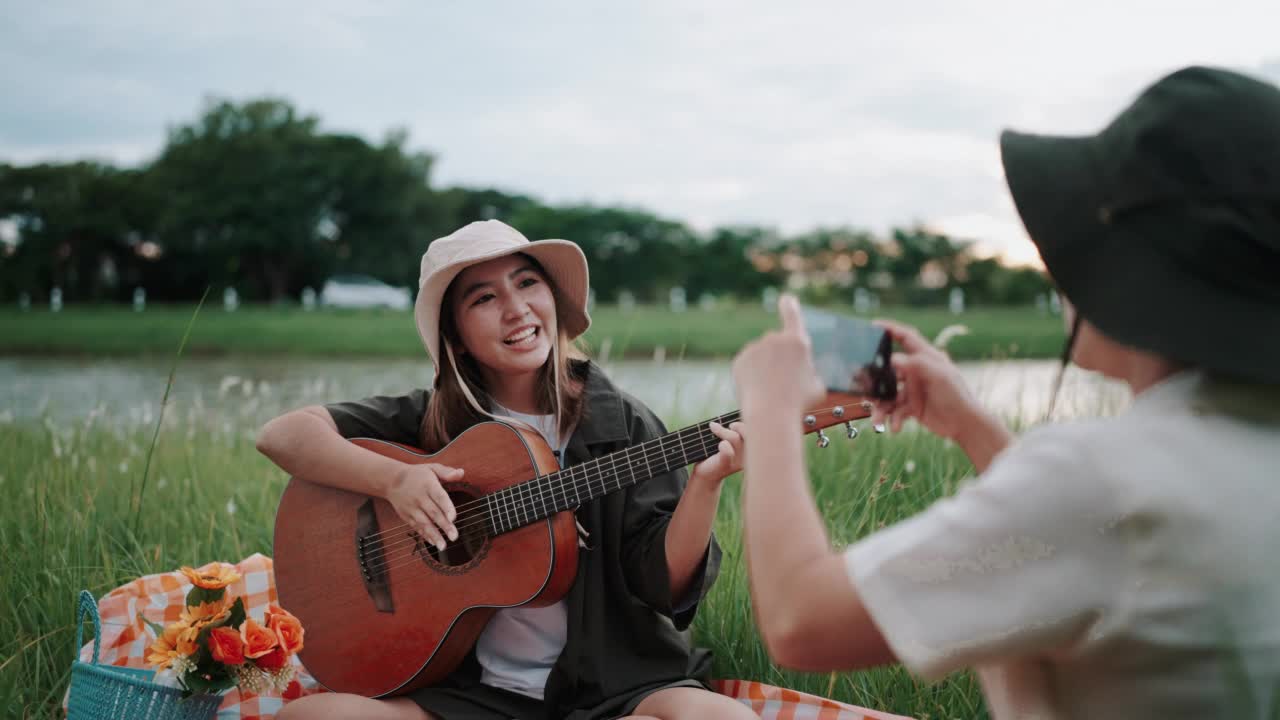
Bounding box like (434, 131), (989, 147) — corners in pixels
(485, 410), (741, 535)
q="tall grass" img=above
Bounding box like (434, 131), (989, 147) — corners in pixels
(0, 415), (987, 719)
(2, 297), (1008, 718)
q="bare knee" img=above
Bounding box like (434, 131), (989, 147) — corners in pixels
(276, 693), (435, 720)
(633, 687), (756, 720)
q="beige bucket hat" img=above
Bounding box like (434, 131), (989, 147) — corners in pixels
(414, 220), (591, 384)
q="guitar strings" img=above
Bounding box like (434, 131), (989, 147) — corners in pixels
(357, 422), (728, 576)
(357, 411), (741, 544)
(355, 411), (744, 547)
(288, 407), (869, 610)
(358, 423), (726, 576)
(364, 413), (733, 551)
(357, 406), (866, 575)
(360, 409), (868, 579)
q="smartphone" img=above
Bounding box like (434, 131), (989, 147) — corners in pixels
(800, 306), (897, 400)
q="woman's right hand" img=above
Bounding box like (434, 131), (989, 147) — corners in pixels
(386, 463), (464, 550)
(870, 319), (988, 440)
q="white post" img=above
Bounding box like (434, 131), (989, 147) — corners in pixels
(1049, 290), (1062, 315)
(133, 287), (146, 312)
(698, 292), (716, 311)
(18, 292), (30, 311)
(50, 287), (62, 312)
(669, 286), (687, 313)
(762, 287), (779, 312)
(224, 287), (239, 312)
(618, 290), (636, 314)
(301, 287), (316, 311)
(854, 287), (870, 314)
(949, 287), (965, 315)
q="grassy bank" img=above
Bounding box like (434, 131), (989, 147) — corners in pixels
(0, 303), (1064, 362)
(0, 413), (986, 719)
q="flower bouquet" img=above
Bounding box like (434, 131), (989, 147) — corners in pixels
(144, 562), (305, 697)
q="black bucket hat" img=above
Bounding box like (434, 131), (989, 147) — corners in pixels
(1000, 66), (1280, 383)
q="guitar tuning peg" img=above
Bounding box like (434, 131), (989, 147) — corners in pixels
(816, 429), (831, 448)
(845, 422), (859, 439)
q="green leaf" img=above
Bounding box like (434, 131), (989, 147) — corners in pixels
(138, 613), (166, 639)
(185, 585), (226, 607)
(179, 665), (235, 697)
(223, 596), (247, 629)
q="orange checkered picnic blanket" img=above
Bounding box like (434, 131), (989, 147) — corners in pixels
(70, 554), (913, 720)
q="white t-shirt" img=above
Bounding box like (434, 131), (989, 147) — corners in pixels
(845, 371), (1280, 719)
(474, 406), (571, 700)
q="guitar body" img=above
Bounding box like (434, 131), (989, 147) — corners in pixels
(273, 421), (578, 698)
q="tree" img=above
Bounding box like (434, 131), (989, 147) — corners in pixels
(685, 226), (783, 299)
(148, 98), (451, 301)
(507, 204), (695, 302)
(319, 131), (452, 292)
(439, 187), (541, 227)
(0, 162), (157, 302)
(888, 225), (969, 289)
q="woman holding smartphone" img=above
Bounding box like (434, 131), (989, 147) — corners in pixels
(732, 66), (1280, 719)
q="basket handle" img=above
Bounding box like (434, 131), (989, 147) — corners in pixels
(75, 590), (101, 666)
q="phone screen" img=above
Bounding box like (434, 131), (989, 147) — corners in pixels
(801, 306), (897, 400)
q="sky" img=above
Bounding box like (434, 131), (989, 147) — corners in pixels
(2, 1), (1278, 266)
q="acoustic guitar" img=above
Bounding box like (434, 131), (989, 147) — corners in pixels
(273, 394), (873, 697)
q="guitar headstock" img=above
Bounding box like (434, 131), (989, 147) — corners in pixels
(800, 392), (883, 447)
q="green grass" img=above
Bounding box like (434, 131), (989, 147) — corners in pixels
(0, 303), (1065, 362)
(0, 416), (986, 719)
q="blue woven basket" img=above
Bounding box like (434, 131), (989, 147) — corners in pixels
(67, 590), (223, 720)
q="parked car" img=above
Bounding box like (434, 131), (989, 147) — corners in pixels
(319, 274), (411, 310)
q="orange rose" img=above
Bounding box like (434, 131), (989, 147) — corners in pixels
(240, 618), (277, 659)
(263, 604), (288, 626)
(180, 562), (241, 590)
(266, 606), (304, 655)
(208, 626), (245, 666)
(254, 646), (288, 671)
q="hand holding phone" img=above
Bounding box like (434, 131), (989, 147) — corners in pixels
(801, 306), (898, 401)
(869, 319), (999, 447)
(732, 297), (897, 420)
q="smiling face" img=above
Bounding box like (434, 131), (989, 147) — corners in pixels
(447, 253), (558, 394)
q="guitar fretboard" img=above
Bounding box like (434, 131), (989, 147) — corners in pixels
(484, 410), (741, 535)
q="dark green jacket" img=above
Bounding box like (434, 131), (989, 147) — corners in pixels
(325, 361), (723, 719)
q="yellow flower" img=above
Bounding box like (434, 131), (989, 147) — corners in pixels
(146, 622), (184, 669)
(172, 598), (231, 655)
(181, 598), (230, 626)
(180, 562), (241, 590)
(176, 623), (201, 657)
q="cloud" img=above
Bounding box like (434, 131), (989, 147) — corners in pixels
(2, 0), (1278, 263)
(1259, 58), (1280, 82)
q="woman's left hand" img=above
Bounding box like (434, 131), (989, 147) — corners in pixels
(690, 421), (745, 487)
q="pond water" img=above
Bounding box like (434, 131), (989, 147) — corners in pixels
(1, 355), (1128, 433)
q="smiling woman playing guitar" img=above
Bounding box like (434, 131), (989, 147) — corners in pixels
(256, 220), (759, 720)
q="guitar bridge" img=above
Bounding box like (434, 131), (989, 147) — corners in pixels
(355, 499), (395, 613)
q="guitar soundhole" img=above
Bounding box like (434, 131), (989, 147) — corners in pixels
(417, 490), (490, 572)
